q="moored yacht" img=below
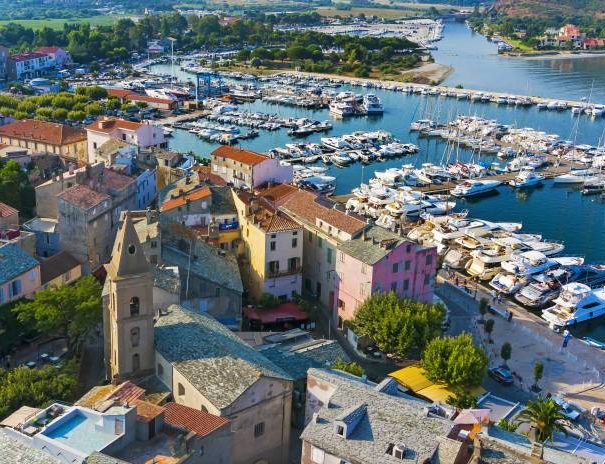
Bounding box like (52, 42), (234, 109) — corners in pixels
(362, 94), (384, 114)
(329, 101), (355, 117)
(509, 167), (545, 188)
(514, 268), (574, 309)
(542, 283), (605, 329)
(451, 179), (501, 197)
(553, 168), (599, 184)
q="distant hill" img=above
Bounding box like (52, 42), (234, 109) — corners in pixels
(494, 0), (605, 19)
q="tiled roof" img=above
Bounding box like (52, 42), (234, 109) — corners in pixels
(100, 168), (135, 192)
(40, 250), (80, 284)
(35, 46), (62, 54)
(161, 237), (243, 293)
(108, 380), (145, 405)
(337, 226), (408, 265)
(154, 304), (291, 409)
(212, 146), (268, 166)
(161, 186), (211, 212)
(0, 201), (17, 218)
(97, 138), (132, 157)
(86, 118), (144, 133)
(128, 94), (175, 105)
(0, 119), (86, 145)
(57, 184), (110, 210)
(11, 52), (47, 62)
(237, 190), (300, 233)
(132, 399), (165, 422)
(86, 452), (131, 464)
(280, 189), (366, 236)
(164, 402), (229, 437)
(0, 243), (39, 284)
(256, 183), (298, 204)
(194, 165), (227, 186)
(0, 428), (63, 464)
(106, 88), (136, 99)
(301, 368), (452, 464)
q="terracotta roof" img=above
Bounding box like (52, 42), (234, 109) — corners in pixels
(0, 119), (86, 145)
(212, 146), (269, 166)
(35, 46), (62, 54)
(100, 168), (135, 191)
(280, 189), (366, 236)
(256, 183), (298, 204)
(40, 250), (80, 284)
(108, 381), (145, 405)
(106, 88), (136, 99)
(58, 184), (110, 210)
(132, 399), (165, 423)
(193, 165), (227, 186)
(86, 118), (144, 134)
(163, 402), (229, 438)
(128, 94), (175, 105)
(0, 202), (18, 218)
(161, 186), (211, 212)
(11, 52), (47, 62)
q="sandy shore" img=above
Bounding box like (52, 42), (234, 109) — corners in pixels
(401, 62), (453, 84)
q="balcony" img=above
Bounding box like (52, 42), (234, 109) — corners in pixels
(266, 266), (302, 278)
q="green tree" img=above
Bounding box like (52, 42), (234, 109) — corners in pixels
(501, 342), (512, 366)
(533, 361), (544, 390)
(258, 292), (279, 308)
(353, 292), (445, 358)
(0, 361), (79, 419)
(67, 110), (86, 121)
(517, 398), (568, 443)
(484, 318), (494, 341)
(422, 333), (488, 389)
(84, 102), (103, 116)
(333, 358), (365, 377)
(497, 418), (520, 432)
(478, 297), (488, 320)
(0, 160), (34, 216)
(52, 108), (69, 120)
(105, 98), (122, 111)
(446, 389), (477, 409)
(13, 276), (103, 354)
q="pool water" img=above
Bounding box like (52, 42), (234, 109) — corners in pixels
(44, 411), (115, 454)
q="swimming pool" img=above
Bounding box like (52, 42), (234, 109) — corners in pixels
(43, 411), (115, 454)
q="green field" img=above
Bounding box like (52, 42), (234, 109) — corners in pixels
(316, 2), (454, 19)
(0, 15), (124, 30)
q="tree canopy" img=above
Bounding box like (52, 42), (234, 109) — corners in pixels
(352, 292), (445, 358)
(517, 398), (568, 443)
(13, 276), (103, 354)
(333, 358), (365, 377)
(0, 160), (35, 217)
(0, 361), (79, 419)
(422, 333), (488, 389)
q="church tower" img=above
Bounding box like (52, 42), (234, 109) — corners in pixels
(103, 212), (154, 382)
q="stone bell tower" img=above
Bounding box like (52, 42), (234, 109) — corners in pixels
(103, 211), (155, 382)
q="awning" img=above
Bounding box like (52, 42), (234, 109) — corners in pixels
(244, 302), (308, 325)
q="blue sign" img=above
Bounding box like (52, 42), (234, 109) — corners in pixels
(219, 221), (239, 231)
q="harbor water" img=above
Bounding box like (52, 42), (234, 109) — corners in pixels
(152, 21), (605, 339)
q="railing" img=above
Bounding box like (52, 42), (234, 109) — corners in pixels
(266, 266), (302, 278)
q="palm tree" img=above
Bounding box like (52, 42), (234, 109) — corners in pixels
(517, 398), (568, 443)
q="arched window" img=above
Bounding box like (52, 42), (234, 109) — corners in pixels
(130, 327), (140, 347)
(130, 297), (140, 317)
(178, 383), (185, 396)
(132, 353), (140, 372)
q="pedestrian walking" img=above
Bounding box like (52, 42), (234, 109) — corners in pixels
(497, 293), (502, 303)
(507, 311), (513, 322)
(455, 276), (459, 287)
(491, 289), (497, 303)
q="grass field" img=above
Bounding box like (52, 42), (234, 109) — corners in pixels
(316, 2), (453, 19)
(0, 15), (124, 30)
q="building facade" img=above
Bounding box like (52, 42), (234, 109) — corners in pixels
(0, 119), (87, 162)
(211, 146), (293, 189)
(0, 243), (40, 305)
(335, 226), (437, 324)
(103, 212), (156, 381)
(86, 118), (167, 164)
(234, 191), (303, 301)
(0, 202), (18, 230)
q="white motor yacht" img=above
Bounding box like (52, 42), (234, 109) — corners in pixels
(451, 179), (501, 197)
(362, 94), (384, 114)
(542, 283), (605, 329)
(329, 101), (355, 117)
(553, 169), (599, 184)
(514, 268), (573, 309)
(509, 167), (545, 188)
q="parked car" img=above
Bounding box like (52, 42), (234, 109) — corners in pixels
(488, 366), (514, 385)
(552, 396), (581, 421)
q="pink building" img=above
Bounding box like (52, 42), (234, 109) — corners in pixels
(334, 226), (437, 325)
(86, 117), (167, 164)
(35, 46), (71, 68)
(0, 243), (41, 305)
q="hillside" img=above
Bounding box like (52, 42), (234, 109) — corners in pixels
(494, 0), (605, 19)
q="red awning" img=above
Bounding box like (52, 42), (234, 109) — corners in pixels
(244, 302), (309, 324)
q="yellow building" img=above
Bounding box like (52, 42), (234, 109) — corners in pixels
(233, 190), (302, 301)
(0, 119), (87, 163)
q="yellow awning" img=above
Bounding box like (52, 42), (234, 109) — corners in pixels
(389, 364), (485, 403)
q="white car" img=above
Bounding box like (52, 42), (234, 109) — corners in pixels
(552, 396), (581, 421)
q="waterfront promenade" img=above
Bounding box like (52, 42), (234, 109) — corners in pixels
(436, 272), (605, 412)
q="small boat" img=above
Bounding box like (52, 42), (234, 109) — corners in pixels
(554, 169), (598, 184)
(581, 180), (605, 195)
